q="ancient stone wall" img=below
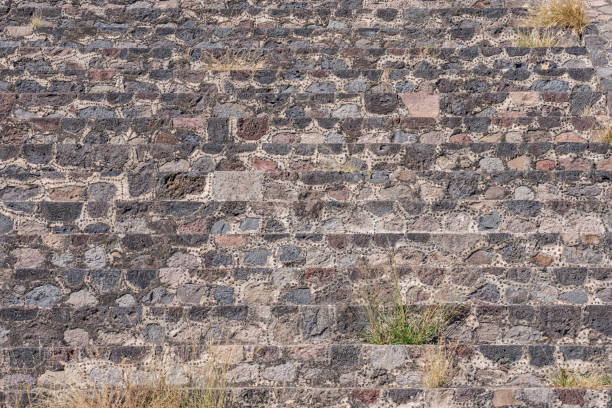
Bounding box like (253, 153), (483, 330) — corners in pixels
(0, 0), (610, 406)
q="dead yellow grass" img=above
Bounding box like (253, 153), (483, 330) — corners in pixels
(422, 345), (455, 388)
(31, 16), (45, 29)
(551, 367), (612, 389)
(6, 344), (232, 408)
(597, 124), (612, 143)
(200, 50), (267, 71)
(528, 0), (588, 37)
(515, 29), (559, 47)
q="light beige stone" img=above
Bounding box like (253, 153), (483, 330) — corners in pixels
(493, 389), (520, 407)
(400, 93), (440, 117)
(64, 328), (89, 346)
(213, 172), (262, 201)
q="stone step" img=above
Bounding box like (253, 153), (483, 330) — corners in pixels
(0, 304), (609, 345)
(4, 257), (610, 304)
(1, 65), (599, 91)
(1, 195), (611, 229)
(1, 169), (610, 202)
(1, 114), (606, 143)
(0, 81), (606, 101)
(1, 230), (610, 268)
(0, 155), (611, 191)
(4, 20), (566, 49)
(1, 386), (610, 408)
(3, 5), (527, 23)
(0, 105), (604, 137)
(3, 0), (508, 13)
(0, 45), (593, 61)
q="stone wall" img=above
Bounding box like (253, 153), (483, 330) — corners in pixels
(0, 0), (610, 406)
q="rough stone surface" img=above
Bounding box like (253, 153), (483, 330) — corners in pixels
(0, 1), (610, 406)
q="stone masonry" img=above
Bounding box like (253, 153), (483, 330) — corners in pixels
(0, 0), (611, 406)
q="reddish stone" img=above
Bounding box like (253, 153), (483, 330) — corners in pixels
(328, 189), (348, 200)
(466, 250), (492, 265)
(102, 48), (120, 58)
(399, 93), (440, 117)
(455, 344), (474, 358)
(0, 93), (15, 121)
(555, 132), (585, 143)
(327, 234), (347, 250)
(155, 133), (180, 144)
(48, 347), (76, 365)
(401, 117), (436, 130)
(536, 160), (556, 170)
(254, 346), (279, 361)
(172, 117), (204, 129)
(177, 219), (207, 234)
(559, 158), (591, 171)
(18, 93), (75, 107)
(215, 235), (246, 247)
(237, 20), (254, 29)
(533, 252), (553, 267)
(509, 91), (539, 106)
(49, 186), (85, 201)
(352, 389), (379, 405)
(89, 69), (115, 81)
(571, 116), (595, 131)
(272, 133), (299, 144)
(449, 133), (471, 144)
(492, 116), (516, 128)
(581, 234), (600, 244)
(597, 157), (612, 170)
(542, 92), (569, 103)
(237, 117), (268, 140)
(507, 156), (530, 171)
(342, 48), (362, 57)
(253, 158), (276, 171)
(493, 389), (516, 407)
(304, 268), (335, 283)
(29, 118), (60, 131)
(555, 389), (585, 406)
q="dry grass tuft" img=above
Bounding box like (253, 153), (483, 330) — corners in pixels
(528, 0), (588, 37)
(515, 28), (560, 47)
(422, 345), (456, 388)
(551, 367), (612, 389)
(31, 16), (45, 29)
(597, 124), (612, 143)
(200, 50), (267, 71)
(5, 345), (232, 408)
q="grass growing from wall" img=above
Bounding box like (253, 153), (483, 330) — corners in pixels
(200, 50), (267, 71)
(551, 367), (612, 389)
(597, 124), (612, 143)
(363, 256), (455, 345)
(6, 344), (233, 408)
(514, 29), (559, 47)
(527, 0), (588, 37)
(422, 346), (456, 388)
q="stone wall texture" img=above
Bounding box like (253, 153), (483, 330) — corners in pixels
(0, 0), (611, 406)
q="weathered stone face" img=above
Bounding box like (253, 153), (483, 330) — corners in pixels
(0, 0), (610, 405)
(213, 172), (262, 201)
